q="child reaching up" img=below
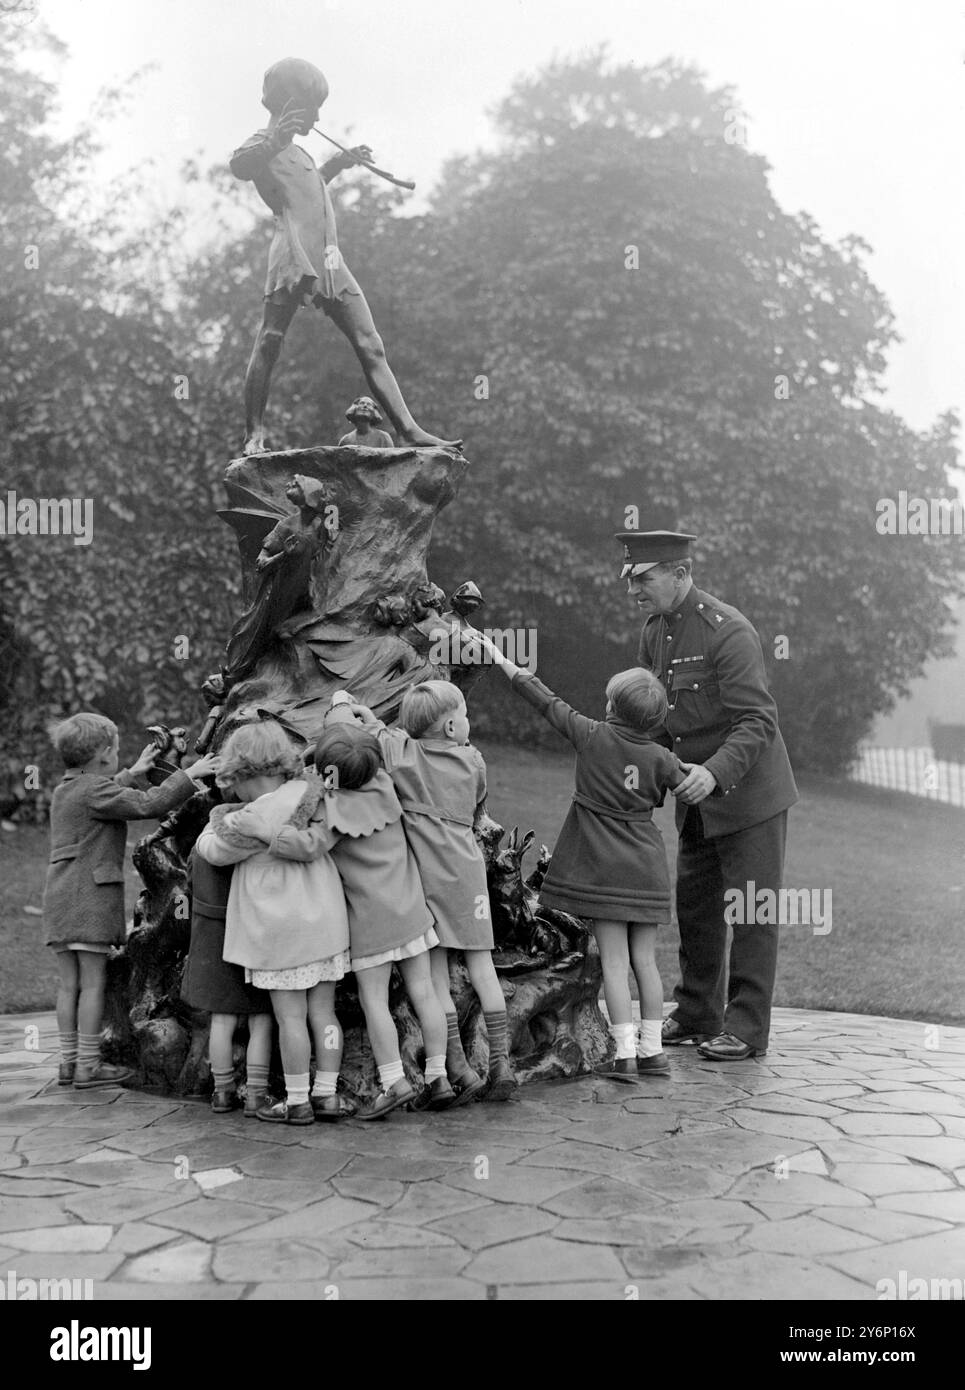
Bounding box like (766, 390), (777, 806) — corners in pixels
(469, 634), (686, 1080)
(196, 721), (350, 1124)
(269, 724), (455, 1118)
(43, 713), (217, 1089)
(351, 683), (517, 1102)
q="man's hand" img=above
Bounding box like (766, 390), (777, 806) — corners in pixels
(129, 744), (159, 777)
(671, 763), (717, 805)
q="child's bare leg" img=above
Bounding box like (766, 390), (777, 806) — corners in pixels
(270, 988), (311, 1097)
(246, 1013), (273, 1071)
(208, 1013), (238, 1076)
(465, 948), (516, 1096)
(429, 946), (480, 1088)
(54, 950), (79, 1038)
(307, 980), (342, 1080)
(630, 923), (666, 1059)
(591, 920), (637, 1065)
(243, 298), (297, 455)
(355, 964), (401, 1067)
(76, 951), (108, 1037)
(325, 291), (462, 450)
(74, 951), (131, 1086)
(398, 952), (447, 1060)
(244, 1013), (273, 1105)
(54, 951), (79, 1080)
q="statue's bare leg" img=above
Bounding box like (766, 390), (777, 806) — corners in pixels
(324, 289), (462, 451)
(242, 297), (298, 455)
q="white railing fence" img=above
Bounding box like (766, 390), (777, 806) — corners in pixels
(848, 746), (965, 809)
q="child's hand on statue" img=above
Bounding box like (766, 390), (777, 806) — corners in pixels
(183, 752), (220, 782)
(129, 744), (159, 777)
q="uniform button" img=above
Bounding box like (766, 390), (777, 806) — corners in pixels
(693, 683), (699, 690)
(668, 704), (675, 711)
(675, 737), (682, 744)
(697, 603), (703, 609)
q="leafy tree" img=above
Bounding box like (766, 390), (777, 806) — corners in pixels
(0, 22), (236, 815)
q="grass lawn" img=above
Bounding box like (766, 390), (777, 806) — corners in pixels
(2, 747), (963, 1026)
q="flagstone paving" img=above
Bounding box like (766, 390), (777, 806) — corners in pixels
(1, 1008), (964, 1300)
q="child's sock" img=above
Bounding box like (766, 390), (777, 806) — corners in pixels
(424, 1054), (447, 1084)
(59, 1030), (78, 1066)
(211, 1067), (236, 1094)
(608, 1021), (637, 1061)
(378, 1060), (405, 1091)
(483, 1009), (509, 1061)
(77, 1033), (102, 1070)
(444, 1012), (473, 1079)
(284, 1073), (310, 1107)
(638, 1020), (664, 1058)
(246, 1062), (269, 1093)
(311, 1071), (338, 1098)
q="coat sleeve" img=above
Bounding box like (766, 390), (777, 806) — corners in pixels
(508, 671), (596, 752)
(375, 725), (409, 771)
(636, 620), (658, 670)
(87, 770), (197, 823)
(270, 821), (342, 862)
(701, 623), (779, 793)
(195, 823), (259, 867)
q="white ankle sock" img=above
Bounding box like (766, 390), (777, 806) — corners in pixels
(378, 1060), (405, 1090)
(284, 1072), (310, 1106)
(424, 1054), (447, 1084)
(638, 1020), (663, 1057)
(311, 1072), (338, 1098)
(608, 1021), (636, 1060)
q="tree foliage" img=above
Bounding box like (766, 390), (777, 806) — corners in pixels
(1, 36), (961, 818)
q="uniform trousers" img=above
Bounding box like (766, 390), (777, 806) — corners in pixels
(670, 804), (788, 1052)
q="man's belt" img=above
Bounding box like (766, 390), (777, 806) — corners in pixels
(572, 792), (653, 822)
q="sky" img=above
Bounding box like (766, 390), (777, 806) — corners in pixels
(27, 0), (962, 453)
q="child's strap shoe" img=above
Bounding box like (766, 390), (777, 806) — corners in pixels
(484, 1056), (519, 1101)
(57, 1062), (76, 1087)
(356, 1079), (416, 1121)
(256, 1098), (315, 1126)
(636, 1053), (671, 1076)
(448, 1069), (486, 1108)
(412, 1077), (458, 1111)
(311, 1094), (357, 1122)
(73, 1061), (133, 1090)
(211, 1089), (243, 1113)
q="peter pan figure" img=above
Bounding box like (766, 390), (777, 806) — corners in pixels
(231, 57), (460, 456)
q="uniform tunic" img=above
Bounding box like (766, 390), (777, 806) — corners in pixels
(270, 769), (437, 967)
(375, 727), (494, 951)
(509, 672), (684, 921)
(43, 768), (200, 949)
(230, 130), (362, 307)
(638, 585), (798, 835)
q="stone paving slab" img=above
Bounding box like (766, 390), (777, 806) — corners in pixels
(1, 1006), (964, 1300)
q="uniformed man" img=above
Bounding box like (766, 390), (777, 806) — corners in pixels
(617, 530), (798, 1059)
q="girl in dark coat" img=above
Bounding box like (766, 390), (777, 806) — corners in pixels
(180, 849), (273, 1115)
(469, 633), (686, 1080)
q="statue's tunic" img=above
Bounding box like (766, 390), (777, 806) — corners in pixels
(229, 130), (361, 306)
